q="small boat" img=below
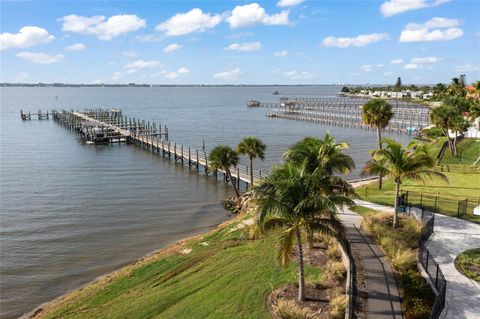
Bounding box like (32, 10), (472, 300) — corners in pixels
(247, 100), (261, 107)
(273, 90), (279, 95)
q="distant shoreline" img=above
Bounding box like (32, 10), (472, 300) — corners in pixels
(1, 83), (343, 88)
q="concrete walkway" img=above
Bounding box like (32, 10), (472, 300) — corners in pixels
(353, 200), (480, 319)
(339, 206), (402, 319)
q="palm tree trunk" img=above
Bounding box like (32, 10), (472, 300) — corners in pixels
(377, 126), (383, 190)
(453, 132), (458, 157)
(295, 228), (306, 301)
(393, 181), (400, 228)
(225, 167), (240, 198)
(249, 155), (254, 187)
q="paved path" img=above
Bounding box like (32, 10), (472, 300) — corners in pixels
(339, 206), (402, 319)
(353, 200), (480, 319)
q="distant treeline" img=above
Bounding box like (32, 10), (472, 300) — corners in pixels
(0, 83), (340, 88)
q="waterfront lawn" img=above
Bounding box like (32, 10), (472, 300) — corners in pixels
(356, 171), (480, 223)
(440, 139), (480, 166)
(34, 213), (322, 319)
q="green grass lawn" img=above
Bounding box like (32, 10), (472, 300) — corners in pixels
(356, 171), (480, 223)
(455, 248), (480, 282)
(34, 214), (322, 319)
(440, 139), (480, 166)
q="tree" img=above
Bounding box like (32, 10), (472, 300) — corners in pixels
(253, 162), (355, 301)
(446, 77), (466, 97)
(284, 133), (354, 176)
(209, 145), (240, 197)
(237, 136), (266, 186)
(395, 77), (402, 90)
(341, 86), (350, 93)
(362, 98), (394, 189)
(363, 139), (448, 228)
(430, 104), (469, 156)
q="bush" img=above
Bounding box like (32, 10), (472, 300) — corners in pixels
(329, 292), (347, 319)
(272, 299), (315, 319)
(392, 249), (416, 273)
(327, 242), (341, 260)
(326, 260), (346, 284)
(424, 127), (444, 139)
(404, 297), (431, 319)
(401, 269), (433, 308)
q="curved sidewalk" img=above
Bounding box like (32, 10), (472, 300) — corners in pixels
(339, 207), (402, 319)
(354, 199), (480, 319)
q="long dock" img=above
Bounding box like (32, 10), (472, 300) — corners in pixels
(48, 108), (263, 187)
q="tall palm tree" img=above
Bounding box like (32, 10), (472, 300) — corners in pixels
(283, 133), (354, 176)
(253, 162), (355, 301)
(237, 136), (266, 186)
(209, 145), (240, 198)
(362, 98), (394, 190)
(363, 139), (448, 228)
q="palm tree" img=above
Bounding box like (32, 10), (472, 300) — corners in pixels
(253, 162), (355, 301)
(209, 145), (240, 198)
(362, 98), (394, 190)
(237, 136), (266, 186)
(283, 133), (354, 176)
(363, 139), (448, 228)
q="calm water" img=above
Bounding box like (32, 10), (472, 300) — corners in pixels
(0, 86), (411, 318)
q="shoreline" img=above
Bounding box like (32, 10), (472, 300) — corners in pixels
(21, 178), (378, 319)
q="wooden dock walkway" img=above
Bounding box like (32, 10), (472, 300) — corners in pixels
(49, 108), (264, 187)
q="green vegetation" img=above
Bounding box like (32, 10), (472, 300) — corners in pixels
(237, 136), (266, 186)
(34, 213), (323, 319)
(363, 139), (447, 227)
(208, 145), (240, 197)
(440, 139), (480, 165)
(361, 212), (434, 319)
(361, 98), (394, 189)
(455, 248), (480, 282)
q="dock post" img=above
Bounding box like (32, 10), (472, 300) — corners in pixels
(188, 147), (191, 166)
(237, 167), (240, 189)
(181, 145), (184, 165)
(205, 154), (208, 175)
(196, 150), (199, 170)
(168, 141), (171, 159)
(174, 143), (177, 162)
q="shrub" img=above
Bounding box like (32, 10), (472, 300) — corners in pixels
(327, 241), (341, 260)
(392, 249), (416, 273)
(272, 299), (315, 319)
(329, 293), (347, 319)
(404, 297), (431, 319)
(326, 260), (346, 284)
(401, 269), (433, 306)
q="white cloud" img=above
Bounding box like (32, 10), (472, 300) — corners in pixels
(403, 56), (440, 69)
(322, 33), (389, 48)
(122, 51), (137, 57)
(380, 0), (450, 17)
(455, 64), (480, 72)
(361, 64), (384, 72)
(112, 72), (123, 80)
(213, 67), (243, 80)
(153, 67), (190, 79)
(390, 59), (403, 64)
(399, 17), (463, 42)
(227, 3), (289, 28)
(0, 26), (55, 50)
(163, 43), (182, 53)
(16, 52), (63, 64)
(124, 59), (161, 73)
(225, 41), (262, 51)
(275, 50), (288, 57)
(284, 70), (315, 80)
(277, 0), (305, 7)
(60, 14), (146, 40)
(156, 8), (222, 36)
(65, 43), (86, 51)
(227, 31), (254, 39)
(177, 67), (189, 74)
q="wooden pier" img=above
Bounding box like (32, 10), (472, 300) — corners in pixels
(27, 108), (263, 187)
(20, 109), (52, 120)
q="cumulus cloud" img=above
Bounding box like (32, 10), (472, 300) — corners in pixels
(0, 26), (54, 50)
(225, 41), (262, 51)
(124, 59), (161, 74)
(65, 43), (86, 51)
(156, 8), (222, 36)
(277, 0), (305, 7)
(213, 67), (243, 80)
(163, 43), (182, 53)
(284, 70), (315, 80)
(361, 64), (384, 72)
(16, 51), (64, 64)
(403, 56), (440, 69)
(380, 0), (450, 17)
(399, 17), (463, 42)
(159, 67), (190, 79)
(227, 3), (289, 28)
(275, 50), (288, 57)
(390, 58), (403, 64)
(60, 14), (146, 40)
(322, 33), (389, 48)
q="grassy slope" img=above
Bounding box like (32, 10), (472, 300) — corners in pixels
(34, 214), (321, 319)
(440, 139), (480, 165)
(355, 172), (480, 223)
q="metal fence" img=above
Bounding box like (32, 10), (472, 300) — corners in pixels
(417, 210), (447, 319)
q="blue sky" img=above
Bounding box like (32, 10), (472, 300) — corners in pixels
(1, 0), (479, 84)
